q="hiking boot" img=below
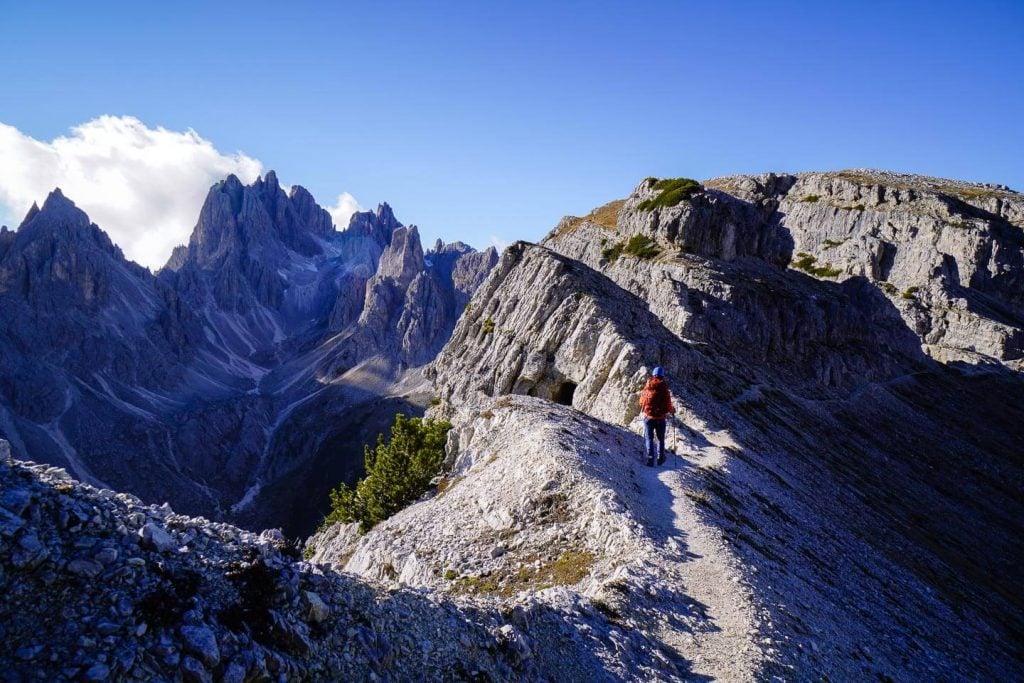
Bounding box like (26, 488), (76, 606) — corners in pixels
(646, 457), (654, 467)
(657, 454), (666, 466)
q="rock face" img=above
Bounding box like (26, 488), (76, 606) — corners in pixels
(708, 170), (1024, 365)
(0, 178), (497, 535)
(314, 172), (1023, 680)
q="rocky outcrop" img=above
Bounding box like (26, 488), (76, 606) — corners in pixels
(0, 178), (496, 535)
(548, 171), (1024, 368)
(710, 170), (1024, 365)
(427, 242), (719, 425)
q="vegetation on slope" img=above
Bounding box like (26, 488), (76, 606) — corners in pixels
(324, 414), (452, 533)
(637, 177), (703, 211)
(602, 234), (662, 262)
(791, 252), (842, 278)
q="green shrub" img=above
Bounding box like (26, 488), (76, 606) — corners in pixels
(636, 178), (703, 211)
(602, 235), (661, 262)
(482, 318), (495, 334)
(853, 204), (866, 212)
(802, 195), (820, 203)
(880, 282), (897, 295)
(623, 235), (661, 258)
(791, 252), (842, 278)
(822, 238), (846, 249)
(324, 414), (452, 533)
(901, 286), (920, 300)
(601, 241), (624, 262)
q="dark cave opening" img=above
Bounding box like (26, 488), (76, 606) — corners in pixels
(552, 380), (577, 406)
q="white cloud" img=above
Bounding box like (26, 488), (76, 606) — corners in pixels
(489, 235), (509, 253)
(0, 116), (263, 270)
(328, 192), (362, 229)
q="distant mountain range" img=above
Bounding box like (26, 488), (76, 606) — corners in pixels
(0, 172), (496, 534)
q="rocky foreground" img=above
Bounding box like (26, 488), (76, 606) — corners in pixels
(0, 437), (702, 681)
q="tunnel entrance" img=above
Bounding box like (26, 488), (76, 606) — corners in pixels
(552, 381), (577, 406)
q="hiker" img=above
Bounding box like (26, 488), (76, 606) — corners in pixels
(639, 366), (676, 467)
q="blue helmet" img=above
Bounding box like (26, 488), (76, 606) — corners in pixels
(652, 367), (665, 378)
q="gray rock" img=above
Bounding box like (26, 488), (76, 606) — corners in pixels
(95, 547), (119, 565)
(140, 523), (178, 552)
(180, 655), (213, 683)
(0, 487), (29, 516)
(15, 644), (44, 660)
(0, 438), (10, 462)
(0, 507), (25, 537)
(304, 590), (330, 623)
(84, 663), (110, 681)
(67, 559), (104, 578)
(180, 625), (220, 667)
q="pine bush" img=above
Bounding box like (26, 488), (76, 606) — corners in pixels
(324, 414), (452, 533)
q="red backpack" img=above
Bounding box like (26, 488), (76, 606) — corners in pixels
(640, 378), (672, 418)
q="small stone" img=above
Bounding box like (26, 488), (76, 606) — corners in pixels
(490, 545), (506, 558)
(0, 508), (25, 536)
(0, 439), (10, 461)
(96, 621), (120, 636)
(180, 625), (220, 667)
(115, 595), (133, 617)
(1, 487), (31, 515)
(84, 663), (110, 681)
(67, 559), (104, 578)
(140, 523), (178, 552)
(16, 644), (44, 660)
(304, 591), (329, 623)
(221, 659), (247, 683)
(181, 655), (213, 683)
(95, 547), (119, 565)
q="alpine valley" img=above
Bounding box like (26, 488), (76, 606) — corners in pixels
(1, 170), (1022, 681)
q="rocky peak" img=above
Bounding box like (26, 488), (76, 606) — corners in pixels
(376, 224), (425, 286)
(345, 203), (400, 249)
(15, 189), (113, 250)
(288, 184), (334, 237)
(0, 189), (145, 310)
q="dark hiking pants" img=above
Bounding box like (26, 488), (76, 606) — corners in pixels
(644, 418), (666, 462)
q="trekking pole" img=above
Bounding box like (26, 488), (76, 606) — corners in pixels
(672, 416), (678, 470)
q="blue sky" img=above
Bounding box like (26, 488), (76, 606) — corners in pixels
(1, 0), (1022, 266)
